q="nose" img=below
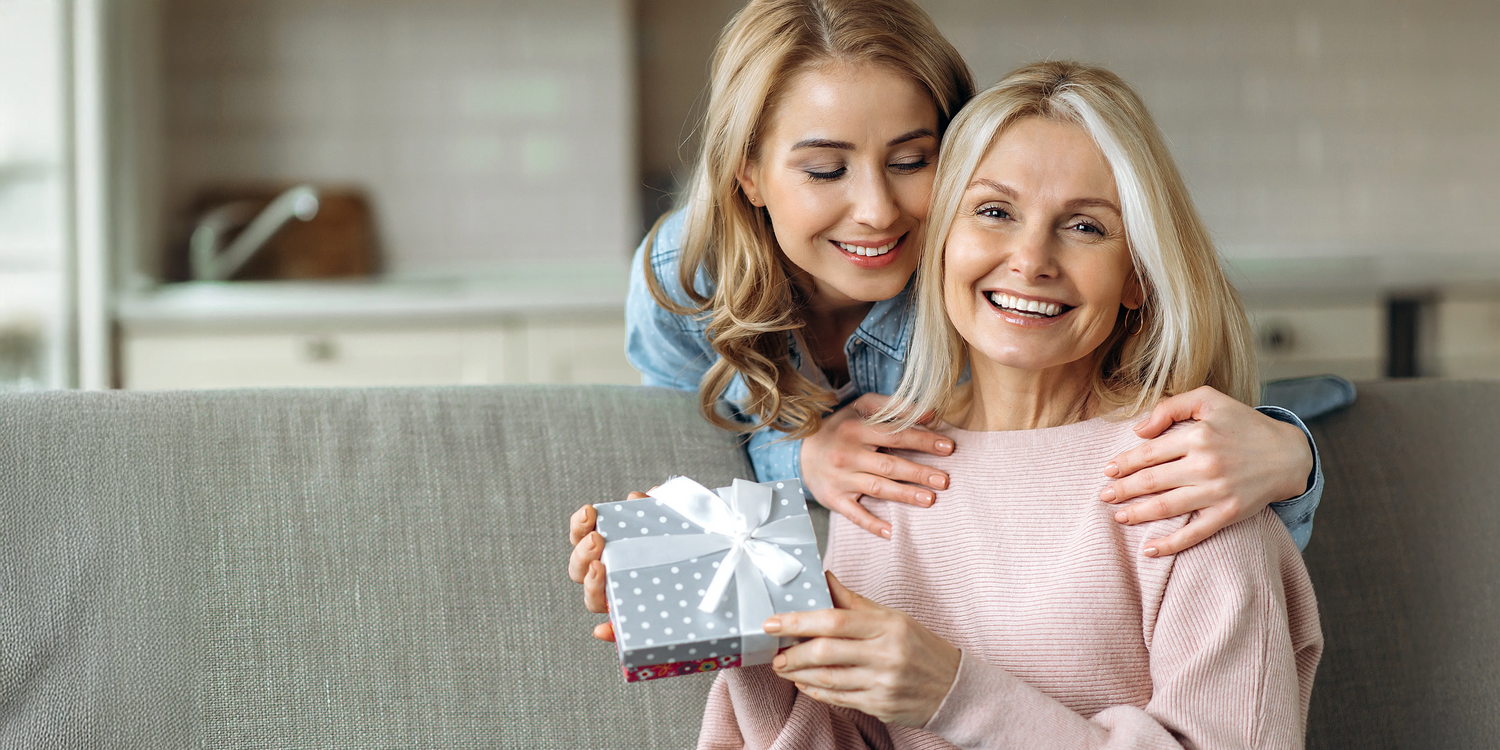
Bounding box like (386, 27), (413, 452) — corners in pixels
(848, 169), (901, 231)
(1009, 223), (1059, 281)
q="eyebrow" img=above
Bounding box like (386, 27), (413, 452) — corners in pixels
(790, 128), (937, 151)
(966, 178), (1121, 213)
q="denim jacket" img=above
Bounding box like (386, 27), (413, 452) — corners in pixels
(625, 211), (1330, 551)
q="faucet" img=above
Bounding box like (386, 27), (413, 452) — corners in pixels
(190, 184), (320, 281)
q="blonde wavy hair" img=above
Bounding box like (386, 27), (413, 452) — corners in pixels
(877, 61), (1258, 429)
(642, 0), (974, 439)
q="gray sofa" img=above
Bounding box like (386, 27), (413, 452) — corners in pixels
(1, 381), (1496, 748)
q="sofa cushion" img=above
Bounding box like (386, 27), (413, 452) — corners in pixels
(1303, 380), (1500, 749)
(0, 386), (740, 749)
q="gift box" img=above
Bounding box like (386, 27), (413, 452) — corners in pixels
(595, 477), (833, 683)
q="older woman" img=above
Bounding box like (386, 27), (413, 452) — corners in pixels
(698, 61), (1323, 749)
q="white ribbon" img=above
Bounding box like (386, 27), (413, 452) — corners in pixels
(600, 477), (814, 666)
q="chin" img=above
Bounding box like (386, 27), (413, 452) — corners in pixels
(967, 340), (1072, 372)
(829, 270), (914, 303)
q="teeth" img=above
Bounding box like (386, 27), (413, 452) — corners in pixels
(836, 239), (898, 257)
(987, 292), (1064, 317)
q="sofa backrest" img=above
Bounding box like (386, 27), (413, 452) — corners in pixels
(0, 386), (740, 749)
(1302, 380), (1500, 749)
(3, 380), (1498, 749)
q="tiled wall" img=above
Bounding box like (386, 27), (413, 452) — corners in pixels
(160, 0), (634, 275)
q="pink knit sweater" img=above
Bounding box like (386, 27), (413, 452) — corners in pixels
(698, 416), (1323, 749)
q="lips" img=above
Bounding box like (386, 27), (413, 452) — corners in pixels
(985, 291), (1072, 319)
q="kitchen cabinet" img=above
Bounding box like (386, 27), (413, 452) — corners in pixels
(1246, 300), (1384, 381)
(123, 317), (637, 390)
(117, 267), (641, 389)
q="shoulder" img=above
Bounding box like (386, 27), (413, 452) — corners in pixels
(633, 210), (712, 301)
(627, 210), (711, 328)
(643, 209), (687, 275)
(1164, 508), (1315, 623)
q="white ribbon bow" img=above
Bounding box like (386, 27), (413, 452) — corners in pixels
(600, 477), (815, 666)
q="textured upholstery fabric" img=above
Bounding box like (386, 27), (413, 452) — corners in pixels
(2, 381), (1497, 749)
(1, 386), (742, 749)
(1303, 380), (1500, 749)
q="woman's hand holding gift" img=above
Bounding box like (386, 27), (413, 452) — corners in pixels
(568, 492), (651, 643)
(1101, 385), (1315, 556)
(800, 393), (954, 540)
(767, 572), (960, 728)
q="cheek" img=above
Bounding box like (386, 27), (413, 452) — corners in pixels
(940, 239), (984, 319)
(765, 189), (828, 249)
(896, 174), (936, 222)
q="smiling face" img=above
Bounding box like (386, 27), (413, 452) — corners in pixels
(736, 61), (939, 310)
(943, 117), (1142, 386)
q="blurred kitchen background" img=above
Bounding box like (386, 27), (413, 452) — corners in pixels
(1, 0), (1497, 391)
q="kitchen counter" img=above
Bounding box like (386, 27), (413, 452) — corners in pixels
(115, 261), (630, 334)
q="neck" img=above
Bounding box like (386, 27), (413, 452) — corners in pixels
(791, 269), (875, 358)
(956, 355), (1096, 432)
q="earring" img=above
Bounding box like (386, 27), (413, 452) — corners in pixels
(1126, 308), (1145, 336)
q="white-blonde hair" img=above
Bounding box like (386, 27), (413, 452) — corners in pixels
(877, 61), (1258, 429)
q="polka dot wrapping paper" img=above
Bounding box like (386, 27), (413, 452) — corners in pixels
(594, 478), (833, 683)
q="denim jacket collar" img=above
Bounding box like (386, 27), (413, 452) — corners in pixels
(849, 276), (915, 364)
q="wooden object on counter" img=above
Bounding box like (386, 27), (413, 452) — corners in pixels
(169, 185), (380, 281)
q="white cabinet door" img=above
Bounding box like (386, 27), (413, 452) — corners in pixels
(1247, 302), (1383, 381)
(122, 316), (641, 389)
(524, 317), (642, 385)
(123, 328), (514, 389)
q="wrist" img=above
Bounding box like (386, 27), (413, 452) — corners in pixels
(915, 641), (963, 727)
(1275, 419), (1316, 501)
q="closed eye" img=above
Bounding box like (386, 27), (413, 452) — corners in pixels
(806, 167), (847, 182)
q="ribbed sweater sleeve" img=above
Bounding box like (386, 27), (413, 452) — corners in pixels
(922, 511), (1323, 749)
(698, 666), (892, 750)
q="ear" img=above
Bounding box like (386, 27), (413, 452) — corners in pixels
(735, 160), (765, 207)
(1121, 269), (1145, 311)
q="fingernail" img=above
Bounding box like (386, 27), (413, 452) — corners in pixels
(1134, 417), (1150, 428)
(879, 527), (892, 540)
(930, 474), (947, 489)
(763, 617), (782, 633)
(1100, 487), (1117, 503)
(772, 654), (787, 670)
(1114, 511), (1128, 523)
(918, 491), (934, 505)
(1104, 463), (1119, 478)
(936, 439), (953, 453)
(1143, 546), (1159, 557)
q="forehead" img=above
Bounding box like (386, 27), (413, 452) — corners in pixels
(760, 61), (938, 146)
(971, 117), (1118, 204)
